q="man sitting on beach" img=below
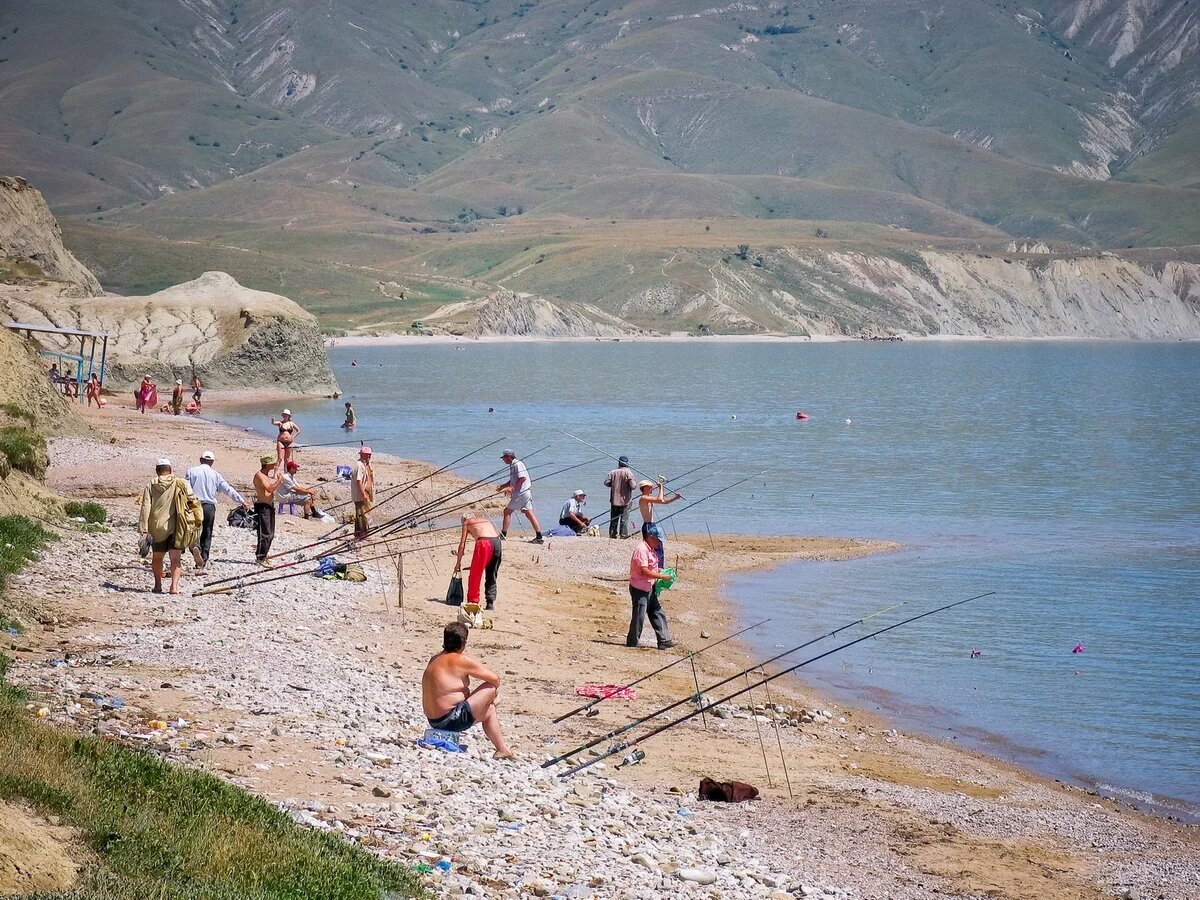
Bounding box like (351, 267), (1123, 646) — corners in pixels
(558, 489), (591, 534)
(277, 460), (331, 520)
(421, 622), (514, 759)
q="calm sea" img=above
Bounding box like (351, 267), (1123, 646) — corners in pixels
(218, 339), (1200, 817)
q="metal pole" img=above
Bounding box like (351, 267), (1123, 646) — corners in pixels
(746, 672), (773, 787)
(690, 655), (707, 731)
(761, 669), (794, 800)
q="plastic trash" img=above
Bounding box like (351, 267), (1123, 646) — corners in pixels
(418, 727), (466, 753)
(434, 860), (452, 873)
(617, 749), (645, 768)
(102, 697), (125, 710)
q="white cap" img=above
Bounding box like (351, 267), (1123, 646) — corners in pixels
(282, 408), (292, 416)
(156, 457), (172, 468)
(176, 379), (182, 384)
(573, 489), (586, 497)
(200, 450), (215, 461)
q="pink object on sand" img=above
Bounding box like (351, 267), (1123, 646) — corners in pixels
(574, 683), (637, 701)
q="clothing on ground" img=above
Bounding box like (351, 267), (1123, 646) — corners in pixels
(627, 585), (673, 648)
(427, 699), (475, 733)
(185, 464), (245, 506)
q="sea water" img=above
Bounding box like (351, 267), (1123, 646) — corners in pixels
(219, 339), (1200, 816)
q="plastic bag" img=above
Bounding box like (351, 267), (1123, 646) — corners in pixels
(445, 574), (464, 606)
(137, 533), (152, 558)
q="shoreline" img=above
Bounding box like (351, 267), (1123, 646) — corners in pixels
(7, 402), (1198, 898)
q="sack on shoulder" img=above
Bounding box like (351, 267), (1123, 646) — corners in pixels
(445, 575), (464, 606)
(173, 478), (203, 549)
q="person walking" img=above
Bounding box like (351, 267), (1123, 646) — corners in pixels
(138, 458), (198, 594)
(351, 446), (375, 539)
(252, 455), (284, 565)
(559, 489), (591, 534)
(455, 514), (503, 610)
(185, 450), (248, 570)
(604, 455), (637, 539)
(496, 449), (543, 543)
(135, 375), (156, 414)
(84, 373), (102, 408)
(627, 528), (675, 649)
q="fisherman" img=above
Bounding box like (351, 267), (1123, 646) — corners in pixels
(627, 527), (675, 649)
(341, 401), (357, 430)
(277, 460), (330, 520)
(191, 373), (203, 411)
(271, 409), (301, 466)
(138, 458), (198, 594)
(559, 489), (591, 534)
(454, 514), (503, 610)
(638, 479), (680, 567)
(604, 455), (637, 539)
(185, 450), (248, 570)
(171, 379), (185, 415)
(422, 622), (515, 759)
(252, 455), (285, 565)
(496, 449), (543, 544)
(351, 446), (375, 539)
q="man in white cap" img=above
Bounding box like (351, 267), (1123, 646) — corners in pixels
(185, 450), (249, 570)
(171, 379), (185, 415)
(351, 446), (375, 540)
(495, 449), (543, 544)
(558, 489), (591, 534)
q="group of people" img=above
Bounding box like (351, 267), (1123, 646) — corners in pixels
(135, 374), (203, 415)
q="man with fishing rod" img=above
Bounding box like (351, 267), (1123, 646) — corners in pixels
(496, 449), (544, 544)
(604, 455), (637, 539)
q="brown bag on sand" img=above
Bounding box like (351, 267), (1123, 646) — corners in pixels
(699, 777), (759, 803)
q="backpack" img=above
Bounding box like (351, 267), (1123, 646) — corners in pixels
(699, 777), (759, 803)
(172, 478), (204, 550)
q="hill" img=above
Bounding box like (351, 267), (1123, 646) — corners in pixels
(1, 0), (1197, 334)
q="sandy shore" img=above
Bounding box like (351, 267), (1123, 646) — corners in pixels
(6, 401), (1198, 898)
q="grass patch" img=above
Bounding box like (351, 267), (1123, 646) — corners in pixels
(0, 513), (423, 899)
(0, 425), (49, 479)
(64, 500), (107, 525)
(0, 402), (36, 426)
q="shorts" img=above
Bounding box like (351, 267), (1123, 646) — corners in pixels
(505, 490), (533, 513)
(151, 534), (174, 553)
(427, 699), (474, 733)
(277, 493), (306, 505)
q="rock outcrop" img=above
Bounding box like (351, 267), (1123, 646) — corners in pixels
(0, 177), (337, 394)
(422, 290), (647, 338)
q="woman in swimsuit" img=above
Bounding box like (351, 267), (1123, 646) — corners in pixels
(271, 409), (301, 466)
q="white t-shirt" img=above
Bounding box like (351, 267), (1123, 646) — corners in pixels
(560, 497), (585, 520)
(508, 459), (531, 493)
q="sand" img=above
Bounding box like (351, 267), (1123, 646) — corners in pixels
(5, 400), (1198, 898)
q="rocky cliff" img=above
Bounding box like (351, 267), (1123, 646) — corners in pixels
(0, 177), (338, 393)
(422, 290), (647, 338)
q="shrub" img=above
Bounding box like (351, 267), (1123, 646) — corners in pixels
(64, 500), (107, 524)
(0, 426), (48, 479)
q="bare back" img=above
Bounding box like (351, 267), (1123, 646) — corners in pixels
(463, 517), (499, 539)
(422, 651), (474, 718)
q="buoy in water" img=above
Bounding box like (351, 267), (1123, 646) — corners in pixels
(730, 415), (736, 420)
(795, 411), (809, 420)
(351, 360), (358, 367)
(844, 418), (852, 425)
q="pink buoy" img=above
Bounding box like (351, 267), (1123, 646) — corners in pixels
(795, 411), (809, 420)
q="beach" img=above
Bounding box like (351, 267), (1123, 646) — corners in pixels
(5, 401), (1198, 899)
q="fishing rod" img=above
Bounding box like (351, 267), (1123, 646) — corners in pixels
(541, 600), (904, 768)
(651, 470), (768, 530)
(296, 437), (370, 449)
(195, 540), (460, 597)
(322, 436), (508, 513)
(552, 618), (772, 724)
(588, 466), (721, 533)
(554, 591), (996, 778)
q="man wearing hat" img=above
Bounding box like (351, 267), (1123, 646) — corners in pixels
(252, 456), (285, 564)
(185, 450), (249, 570)
(138, 458), (199, 594)
(558, 489), (592, 534)
(171, 379), (185, 416)
(495, 449), (543, 544)
(351, 446), (375, 540)
(604, 455), (637, 539)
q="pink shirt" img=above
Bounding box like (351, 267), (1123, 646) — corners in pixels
(629, 541), (658, 592)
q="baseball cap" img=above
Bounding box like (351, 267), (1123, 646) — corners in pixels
(156, 457), (172, 468)
(500, 448), (515, 458)
(359, 446), (373, 456)
(573, 489), (586, 497)
(259, 455), (276, 466)
(286, 460), (300, 471)
(200, 450), (215, 461)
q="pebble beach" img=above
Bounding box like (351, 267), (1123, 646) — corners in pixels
(5, 403), (1198, 899)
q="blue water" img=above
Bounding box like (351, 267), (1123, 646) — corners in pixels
(218, 339), (1200, 816)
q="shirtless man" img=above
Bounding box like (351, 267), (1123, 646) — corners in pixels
(638, 480), (681, 568)
(421, 622), (514, 758)
(454, 515), (503, 610)
(191, 374), (203, 411)
(252, 455), (285, 564)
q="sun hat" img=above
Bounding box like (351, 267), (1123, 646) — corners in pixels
(156, 457), (172, 468)
(200, 450), (215, 461)
(259, 455), (276, 466)
(175, 379), (182, 385)
(359, 446), (373, 456)
(638, 479), (654, 489)
(573, 489), (586, 497)
(282, 408), (292, 416)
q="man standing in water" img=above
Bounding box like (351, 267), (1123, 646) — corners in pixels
(191, 374), (203, 412)
(252, 455), (284, 565)
(185, 450), (248, 570)
(604, 455), (637, 539)
(351, 446), (375, 539)
(496, 449), (543, 543)
(422, 622), (514, 759)
(627, 528), (675, 649)
(454, 514), (503, 610)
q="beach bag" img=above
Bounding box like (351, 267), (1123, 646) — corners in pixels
(336, 562), (366, 582)
(172, 478), (203, 550)
(137, 533), (152, 558)
(445, 574), (464, 606)
(699, 777), (759, 803)
(227, 507), (254, 529)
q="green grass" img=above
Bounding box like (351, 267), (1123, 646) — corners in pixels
(0, 402), (36, 426)
(63, 501), (107, 525)
(0, 515), (55, 633)
(0, 512), (423, 900)
(0, 425), (49, 479)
